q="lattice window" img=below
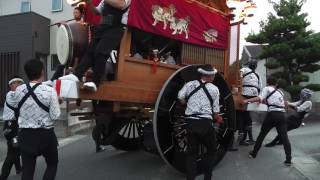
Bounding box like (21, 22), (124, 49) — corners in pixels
(181, 43), (225, 73)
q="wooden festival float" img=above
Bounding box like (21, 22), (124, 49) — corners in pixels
(57, 0), (256, 174)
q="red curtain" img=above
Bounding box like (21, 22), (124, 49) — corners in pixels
(128, 0), (230, 49)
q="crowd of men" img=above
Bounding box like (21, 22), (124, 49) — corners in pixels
(1, 0), (131, 180)
(1, 60), (61, 180)
(0, 60), (313, 180)
(0, 0), (315, 180)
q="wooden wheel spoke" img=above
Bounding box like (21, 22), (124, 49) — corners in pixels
(224, 93), (232, 100)
(133, 122), (141, 138)
(163, 145), (174, 155)
(126, 122), (133, 138)
(119, 122), (130, 137)
(118, 121), (142, 139)
(132, 122), (136, 139)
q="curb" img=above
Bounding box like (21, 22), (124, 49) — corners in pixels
(291, 148), (320, 180)
(0, 134), (87, 167)
(58, 134), (87, 149)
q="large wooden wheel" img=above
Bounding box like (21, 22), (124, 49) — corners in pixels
(153, 65), (236, 173)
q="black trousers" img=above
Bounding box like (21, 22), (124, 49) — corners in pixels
(186, 119), (216, 180)
(50, 65), (65, 81)
(236, 110), (251, 132)
(270, 115), (303, 144)
(238, 95), (255, 141)
(18, 129), (58, 180)
(252, 111), (292, 160)
(237, 110), (254, 141)
(74, 26), (124, 83)
(0, 144), (21, 180)
(91, 101), (114, 147)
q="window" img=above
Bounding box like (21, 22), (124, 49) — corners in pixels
(21, 1), (31, 13)
(52, 0), (63, 12)
(51, 54), (61, 70)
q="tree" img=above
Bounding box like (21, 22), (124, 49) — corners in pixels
(246, 0), (320, 98)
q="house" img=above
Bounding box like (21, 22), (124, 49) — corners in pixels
(0, 0), (91, 136)
(0, 0), (75, 103)
(0, 12), (50, 105)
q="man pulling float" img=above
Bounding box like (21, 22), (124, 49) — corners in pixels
(265, 88), (313, 147)
(177, 64), (222, 180)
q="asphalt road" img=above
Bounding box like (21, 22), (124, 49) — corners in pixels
(288, 121), (320, 162)
(0, 118), (319, 180)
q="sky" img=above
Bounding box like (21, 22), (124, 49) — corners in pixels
(240, 0), (320, 50)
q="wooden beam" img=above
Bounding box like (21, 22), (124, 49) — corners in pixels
(117, 28), (132, 81)
(80, 81), (160, 104)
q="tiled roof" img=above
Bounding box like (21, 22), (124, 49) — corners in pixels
(244, 45), (264, 58)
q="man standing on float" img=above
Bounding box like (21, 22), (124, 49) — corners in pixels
(62, 0), (131, 90)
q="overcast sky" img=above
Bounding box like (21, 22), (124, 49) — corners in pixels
(240, 0), (320, 49)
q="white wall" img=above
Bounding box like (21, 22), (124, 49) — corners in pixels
(0, 0), (20, 15)
(229, 25), (238, 66)
(0, 0), (74, 78)
(256, 59), (266, 88)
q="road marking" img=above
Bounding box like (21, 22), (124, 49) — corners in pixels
(58, 134), (87, 148)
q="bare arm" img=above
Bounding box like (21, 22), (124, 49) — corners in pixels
(243, 96), (261, 104)
(214, 113), (223, 124)
(179, 99), (186, 105)
(104, 0), (128, 10)
(243, 86), (268, 104)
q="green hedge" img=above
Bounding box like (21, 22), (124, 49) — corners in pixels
(304, 84), (320, 91)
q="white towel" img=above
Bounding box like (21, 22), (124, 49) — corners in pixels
(54, 79), (79, 99)
(59, 74), (79, 82)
